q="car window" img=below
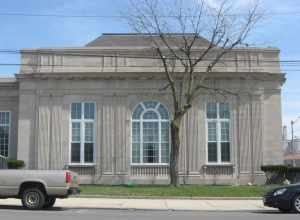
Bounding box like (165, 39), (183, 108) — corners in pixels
(0, 156), (7, 169)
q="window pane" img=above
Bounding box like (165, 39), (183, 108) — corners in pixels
(221, 122), (229, 142)
(132, 143), (140, 163)
(208, 142), (217, 162)
(85, 122), (94, 142)
(84, 103), (95, 119)
(143, 122), (159, 142)
(132, 122), (140, 143)
(161, 122), (169, 143)
(132, 104), (144, 119)
(143, 101), (158, 109)
(71, 103), (81, 119)
(219, 103), (230, 119)
(143, 143), (159, 163)
(84, 143), (94, 163)
(0, 112), (9, 124)
(158, 104), (169, 119)
(161, 143), (169, 163)
(221, 142), (230, 162)
(143, 111), (158, 119)
(207, 122), (217, 142)
(0, 126), (9, 157)
(72, 122), (81, 142)
(206, 103), (217, 119)
(71, 143), (81, 163)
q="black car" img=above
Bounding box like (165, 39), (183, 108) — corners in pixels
(263, 184), (300, 213)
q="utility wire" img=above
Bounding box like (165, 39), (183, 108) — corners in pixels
(0, 11), (299, 18)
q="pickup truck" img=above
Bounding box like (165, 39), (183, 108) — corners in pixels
(0, 155), (80, 209)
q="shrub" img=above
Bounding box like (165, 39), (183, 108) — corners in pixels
(288, 166), (300, 172)
(261, 165), (300, 184)
(287, 167), (300, 183)
(261, 165), (289, 173)
(7, 159), (25, 169)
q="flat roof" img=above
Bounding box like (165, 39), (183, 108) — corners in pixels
(0, 76), (17, 83)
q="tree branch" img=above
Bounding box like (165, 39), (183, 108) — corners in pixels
(156, 47), (179, 111)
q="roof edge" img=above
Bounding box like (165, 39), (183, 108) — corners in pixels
(0, 76), (17, 83)
(20, 46), (280, 52)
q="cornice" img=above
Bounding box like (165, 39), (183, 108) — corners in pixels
(21, 46), (280, 53)
(0, 82), (19, 89)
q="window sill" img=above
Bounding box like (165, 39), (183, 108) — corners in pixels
(67, 163), (96, 168)
(131, 163), (169, 167)
(204, 163), (233, 167)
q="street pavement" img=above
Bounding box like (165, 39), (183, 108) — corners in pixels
(0, 208), (299, 220)
(0, 198), (273, 211)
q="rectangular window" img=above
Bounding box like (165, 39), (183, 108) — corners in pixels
(207, 122), (217, 162)
(161, 122), (170, 163)
(206, 103), (217, 119)
(206, 103), (230, 164)
(143, 122), (159, 163)
(70, 103), (95, 164)
(0, 112), (10, 157)
(132, 122), (140, 163)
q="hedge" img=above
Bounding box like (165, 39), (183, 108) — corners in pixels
(7, 159), (25, 169)
(261, 165), (300, 184)
(261, 165), (289, 173)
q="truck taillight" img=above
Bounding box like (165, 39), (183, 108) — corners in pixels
(66, 171), (72, 184)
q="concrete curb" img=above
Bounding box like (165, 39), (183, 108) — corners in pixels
(0, 198), (273, 212)
(52, 207), (271, 213)
(73, 195), (262, 200)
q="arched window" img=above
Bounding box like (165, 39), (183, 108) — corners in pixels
(132, 101), (170, 164)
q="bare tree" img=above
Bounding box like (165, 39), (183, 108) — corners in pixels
(125, 0), (262, 186)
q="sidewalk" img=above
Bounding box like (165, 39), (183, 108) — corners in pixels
(0, 197), (275, 211)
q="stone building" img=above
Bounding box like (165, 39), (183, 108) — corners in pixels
(0, 33), (285, 184)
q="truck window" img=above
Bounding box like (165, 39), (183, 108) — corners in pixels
(0, 156), (7, 169)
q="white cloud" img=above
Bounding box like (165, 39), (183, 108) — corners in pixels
(203, 0), (219, 9)
(203, 0), (257, 9)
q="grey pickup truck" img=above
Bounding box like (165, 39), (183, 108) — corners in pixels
(0, 155), (80, 209)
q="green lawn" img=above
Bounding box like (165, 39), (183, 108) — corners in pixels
(79, 185), (278, 197)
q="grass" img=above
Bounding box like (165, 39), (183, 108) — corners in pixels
(79, 185), (278, 197)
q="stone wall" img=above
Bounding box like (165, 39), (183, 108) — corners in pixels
(14, 76), (284, 184)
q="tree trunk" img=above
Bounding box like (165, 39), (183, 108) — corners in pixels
(169, 117), (182, 186)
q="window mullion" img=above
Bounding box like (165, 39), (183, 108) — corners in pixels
(217, 121), (221, 164)
(140, 118), (143, 164)
(217, 103), (221, 164)
(81, 103), (85, 164)
(158, 118), (161, 164)
(93, 114), (95, 163)
(8, 112), (10, 158)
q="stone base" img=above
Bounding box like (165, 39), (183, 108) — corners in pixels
(78, 173), (266, 185)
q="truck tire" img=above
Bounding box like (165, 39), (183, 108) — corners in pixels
(43, 197), (56, 209)
(21, 188), (45, 210)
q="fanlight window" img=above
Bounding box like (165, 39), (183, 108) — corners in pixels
(132, 101), (170, 164)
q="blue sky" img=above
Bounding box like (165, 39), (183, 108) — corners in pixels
(0, 0), (299, 137)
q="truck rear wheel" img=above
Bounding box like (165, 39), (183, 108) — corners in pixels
(43, 197), (56, 209)
(21, 188), (45, 210)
